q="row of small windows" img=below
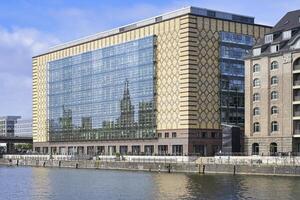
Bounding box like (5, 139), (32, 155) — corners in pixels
(252, 61), (279, 72)
(253, 76), (278, 87)
(252, 91), (278, 101)
(158, 132), (177, 138)
(253, 121), (279, 132)
(253, 106), (278, 116)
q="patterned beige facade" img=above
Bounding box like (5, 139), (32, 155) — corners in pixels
(33, 8), (270, 155)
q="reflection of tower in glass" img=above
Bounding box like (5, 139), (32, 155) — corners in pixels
(138, 101), (154, 137)
(119, 79), (135, 136)
(81, 117), (92, 129)
(60, 106), (72, 129)
(59, 105), (72, 139)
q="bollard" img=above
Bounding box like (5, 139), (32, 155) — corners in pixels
(167, 164), (171, 173)
(58, 160), (61, 168)
(233, 165), (236, 175)
(16, 159), (19, 166)
(202, 165), (205, 174)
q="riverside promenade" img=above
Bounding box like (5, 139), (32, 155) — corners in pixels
(2, 154), (300, 176)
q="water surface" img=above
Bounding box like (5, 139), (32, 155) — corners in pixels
(1, 166), (300, 200)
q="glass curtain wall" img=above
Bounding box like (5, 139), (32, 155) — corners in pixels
(219, 32), (254, 126)
(47, 36), (156, 141)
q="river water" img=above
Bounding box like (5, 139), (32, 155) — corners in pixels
(1, 166), (300, 200)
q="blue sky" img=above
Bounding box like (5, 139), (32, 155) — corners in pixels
(0, 0), (300, 118)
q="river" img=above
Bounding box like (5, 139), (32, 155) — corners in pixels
(1, 166), (300, 200)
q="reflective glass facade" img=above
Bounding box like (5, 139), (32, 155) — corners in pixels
(219, 32), (254, 126)
(48, 36), (156, 141)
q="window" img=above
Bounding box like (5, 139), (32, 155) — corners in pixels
(270, 142), (278, 155)
(265, 34), (273, 43)
(293, 39), (300, 49)
(253, 64), (260, 73)
(172, 132), (177, 138)
(158, 132), (162, 138)
(211, 132), (216, 138)
(271, 76), (278, 85)
(253, 78), (260, 87)
(283, 30), (291, 40)
(253, 107), (260, 116)
(253, 122), (260, 132)
(271, 106), (278, 114)
(253, 93), (260, 102)
(271, 45), (279, 53)
(271, 91), (278, 100)
(253, 48), (261, 56)
(271, 121), (279, 132)
(271, 61), (278, 70)
(165, 132), (169, 138)
(252, 143), (259, 155)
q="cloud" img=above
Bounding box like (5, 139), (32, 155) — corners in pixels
(0, 26), (59, 117)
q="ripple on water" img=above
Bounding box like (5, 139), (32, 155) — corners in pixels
(1, 167), (300, 200)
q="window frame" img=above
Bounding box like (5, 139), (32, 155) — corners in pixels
(253, 107), (260, 116)
(253, 78), (260, 87)
(271, 61), (279, 70)
(271, 121), (279, 132)
(172, 132), (177, 138)
(271, 106), (278, 115)
(271, 91), (278, 100)
(253, 93), (260, 102)
(253, 64), (260, 73)
(271, 76), (278, 85)
(253, 122), (260, 132)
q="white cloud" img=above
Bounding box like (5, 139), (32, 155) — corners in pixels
(0, 27), (59, 117)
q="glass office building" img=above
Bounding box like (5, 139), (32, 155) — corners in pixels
(220, 32), (254, 126)
(33, 6), (271, 155)
(48, 36), (156, 142)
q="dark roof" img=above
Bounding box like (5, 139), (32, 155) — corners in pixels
(272, 9), (300, 33)
(252, 10), (300, 48)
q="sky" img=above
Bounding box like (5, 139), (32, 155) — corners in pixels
(0, 0), (300, 118)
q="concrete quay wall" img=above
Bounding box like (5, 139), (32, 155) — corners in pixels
(2, 158), (300, 176)
(0, 159), (199, 173)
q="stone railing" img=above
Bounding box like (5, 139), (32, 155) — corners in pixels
(196, 156), (300, 166)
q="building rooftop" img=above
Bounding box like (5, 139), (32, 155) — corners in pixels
(249, 10), (300, 58)
(35, 6), (269, 57)
(272, 9), (300, 33)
